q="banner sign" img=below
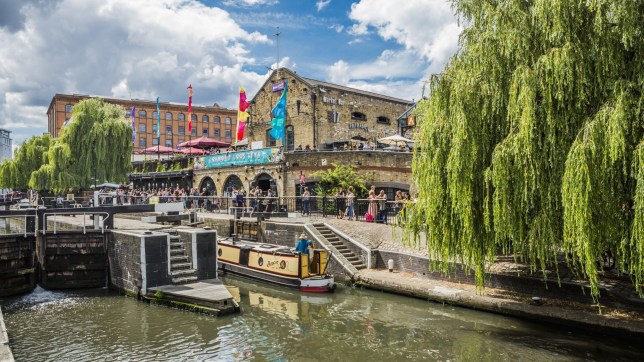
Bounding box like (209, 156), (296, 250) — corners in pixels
(194, 147), (283, 170)
(271, 82), (285, 92)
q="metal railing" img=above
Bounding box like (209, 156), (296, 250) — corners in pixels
(43, 211), (111, 235)
(0, 214), (38, 237)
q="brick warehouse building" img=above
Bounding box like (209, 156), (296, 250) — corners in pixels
(247, 68), (414, 151)
(47, 93), (237, 152)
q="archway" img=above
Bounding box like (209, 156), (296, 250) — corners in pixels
(223, 175), (243, 197)
(199, 176), (217, 195)
(250, 172), (277, 196)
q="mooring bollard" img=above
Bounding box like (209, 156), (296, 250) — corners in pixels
(388, 259), (394, 272)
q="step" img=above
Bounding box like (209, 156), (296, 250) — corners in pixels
(172, 276), (198, 285)
(170, 256), (190, 263)
(346, 256), (360, 262)
(170, 262), (193, 270)
(171, 269), (197, 277)
(354, 263), (366, 269)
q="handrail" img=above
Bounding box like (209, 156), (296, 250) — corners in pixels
(0, 214), (38, 237)
(42, 211), (111, 235)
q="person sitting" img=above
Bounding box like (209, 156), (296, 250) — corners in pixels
(296, 144), (303, 151)
(304, 144), (311, 151)
(358, 142), (364, 150)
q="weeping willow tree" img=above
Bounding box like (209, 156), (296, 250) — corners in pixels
(406, 0), (643, 301)
(0, 134), (52, 189)
(0, 98), (132, 191)
(60, 98), (133, 189)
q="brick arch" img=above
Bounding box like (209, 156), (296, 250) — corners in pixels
(198, 176), (217, 195)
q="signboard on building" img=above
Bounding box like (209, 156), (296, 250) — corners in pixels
(271, 82), (285, 92)
(407, 115), (416, 127)
(194, 147), (283, 169)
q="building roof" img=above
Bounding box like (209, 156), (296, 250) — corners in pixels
(250, 68), (413, 105)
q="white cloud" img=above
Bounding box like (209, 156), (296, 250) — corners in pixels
(0, 0), (271, 146)
(348, 0), (460, 65)
(222, 0), (279, 7)
(316, 0), (331, 12)
(330, 24), (344, 33)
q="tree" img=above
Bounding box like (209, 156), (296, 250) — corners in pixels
(310, 164), (371, 196)
(406, 0), (643, 301)
(0, 98), (133, 192)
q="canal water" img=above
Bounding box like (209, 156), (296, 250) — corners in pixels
(2, 276), (642, 361)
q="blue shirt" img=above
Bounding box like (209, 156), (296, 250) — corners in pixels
(295, 239), (312, 254)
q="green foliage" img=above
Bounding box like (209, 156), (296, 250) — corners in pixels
(0, 99), (133, 191)
(405, 0), (643, 301)
(310, 163), (370, 196)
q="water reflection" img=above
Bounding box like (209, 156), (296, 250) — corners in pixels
(1, 280), (643, 361)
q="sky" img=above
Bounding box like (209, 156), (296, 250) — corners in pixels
(0, 0), (461, 150)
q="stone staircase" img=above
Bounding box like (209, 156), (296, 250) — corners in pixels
(168, 233), (198, 284)
(313, 223), (366, 270)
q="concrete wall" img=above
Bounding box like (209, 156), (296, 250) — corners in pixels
(175, 228), (218, 280)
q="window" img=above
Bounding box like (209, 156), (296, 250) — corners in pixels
(166, 125), (172, 134)
(65, 104), (73, 113)
(225, 130), (231, 138)
(165, 112), (172, 121)
(139, 110), (147, 118)
(152, 111), (158, 120)
(214, 116), (220, 124)
(191, 128), (197, 136)
(202, 128), (209, 136)
(152, 124), (158, 134)
(202, 115), (209, 123)
(124, 109), (131, 118)
(213, 129), (220, 137)
(165, 139), (172, 147)
(152, 138), (159, 146)
(376, 116), (390, 124)
(138, 138), (146, 148)
(178, 113), (185, 121)
(139, 124), (146, 133)
(351, 112), (367, 121)
(296, 100), (301, 115)
(285, 125), (294, 151)
(266, 130), (276, 147)
(178, 126), (185, 135)
(191, 114), (197, 121)
(225, 117), (232, 124)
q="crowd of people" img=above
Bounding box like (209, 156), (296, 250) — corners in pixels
(327, 186), (416, 223)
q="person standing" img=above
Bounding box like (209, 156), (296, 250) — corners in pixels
(377, 190), (387, 223)
(335, 186), (346, 219)
(367, 190), (378, 222)
(302, 187), (311, 216)
(346, 186), (355, 220)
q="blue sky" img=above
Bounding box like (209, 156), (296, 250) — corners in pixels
(0, 0), (460, 149)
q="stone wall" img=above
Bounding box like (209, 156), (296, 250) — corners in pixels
(175, 228), (219, 280)
(0, 235), (35, 297)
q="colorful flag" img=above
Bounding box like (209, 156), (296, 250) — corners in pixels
(156, 97), (161, 138)
(237, 87), (250, 141)
(268, 81), (287, 140)
(131, 106), (136, 144)
(187, 85), (193, 133)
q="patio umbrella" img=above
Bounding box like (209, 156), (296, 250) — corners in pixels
(178, 147), (207, 155)
(139, 145), (175, 154)
(377, 134), (414, 147)
(177, 136), (230, 148)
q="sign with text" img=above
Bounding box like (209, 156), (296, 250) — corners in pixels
(194, 147), (283, 169)
(271, 82), (285, 92)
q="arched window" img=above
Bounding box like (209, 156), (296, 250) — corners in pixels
(214, 116), (220, 124)
(65, 104), (73, 113)
(191, 114), (197, 121)
(266, 130), (277, 147)
(202, 115), (209, 123)
(351, 112), (367, 121)
(285, 125), (294, 151)
(178, 113), (185, 121)
(139, 110), (147, 118)
(165, 112), (172, 120)
(225, 117), (232, 124)
(376, 116), (390, 124)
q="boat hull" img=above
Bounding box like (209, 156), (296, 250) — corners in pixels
(218, 261), (336, 293)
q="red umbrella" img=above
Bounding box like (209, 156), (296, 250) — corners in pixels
(178, 147), (207, 155)
(139, 145), (175, 154)
(177, 136), (230, 148)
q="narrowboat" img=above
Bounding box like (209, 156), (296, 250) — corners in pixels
(217, 239), (336, 292)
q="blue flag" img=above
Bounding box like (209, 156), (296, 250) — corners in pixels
(131, 106), (136, 144)
(268, 81), (287, 140)
(156, 97), (161, 138)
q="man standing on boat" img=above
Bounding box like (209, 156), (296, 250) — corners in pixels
(295, 233), (312, 255)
